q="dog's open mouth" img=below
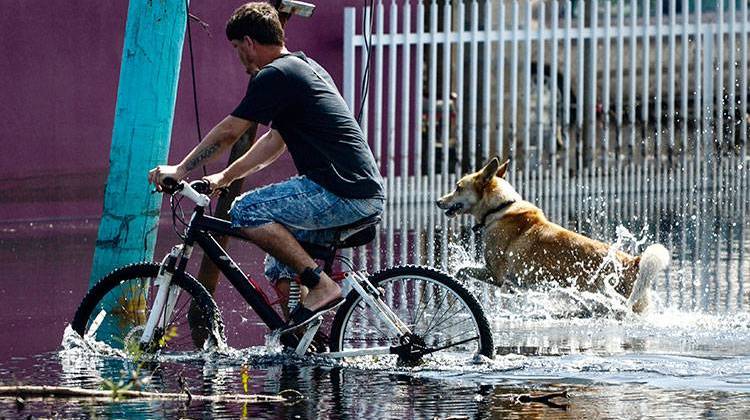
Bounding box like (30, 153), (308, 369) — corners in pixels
(444, 203), (463, 217)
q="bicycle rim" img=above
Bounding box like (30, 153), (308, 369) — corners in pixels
(74, 264), (220, 356)
(333, 269), (492, 362)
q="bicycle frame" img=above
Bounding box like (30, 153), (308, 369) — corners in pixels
(139, 183), (414, 357)
(176, 207), (291, 330)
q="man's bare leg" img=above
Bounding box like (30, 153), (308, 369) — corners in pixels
(242, 223), (340, 312)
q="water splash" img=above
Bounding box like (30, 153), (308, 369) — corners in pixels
(264, 331), (284, 355)
(446, 224), (658, 320)
(60, 324), (128, 358)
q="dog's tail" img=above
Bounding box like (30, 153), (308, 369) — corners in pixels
(627, 244), (670, 311)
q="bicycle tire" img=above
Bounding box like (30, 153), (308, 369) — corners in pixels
(71, 262), (225, 354)
(329, 265), (494, 362)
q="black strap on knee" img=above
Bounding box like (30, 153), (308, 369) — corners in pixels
(299, 266), (323, 288)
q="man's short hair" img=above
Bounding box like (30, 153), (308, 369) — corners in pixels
(226, 2), (284, 45)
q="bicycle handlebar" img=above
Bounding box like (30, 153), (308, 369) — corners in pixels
(162, 177), (211, 207)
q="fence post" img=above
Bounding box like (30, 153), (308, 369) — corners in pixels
(89, 0), (187, 287)
(343, 7), (356, 111)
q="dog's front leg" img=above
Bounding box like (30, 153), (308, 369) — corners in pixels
(498, 272), (521, 294)
(455, 266), (493, 283)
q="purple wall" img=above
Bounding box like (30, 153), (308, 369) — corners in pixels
(0, 0), (361, 221)
(0, 0), (362, 359)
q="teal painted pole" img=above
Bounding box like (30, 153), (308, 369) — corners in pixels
(89, 0), (187, 287)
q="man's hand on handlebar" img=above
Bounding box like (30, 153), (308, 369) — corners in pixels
(202, 172), (231, 197)
(148, 164), (185, 192)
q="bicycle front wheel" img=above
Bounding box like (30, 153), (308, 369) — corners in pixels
(71, 263), (225, 355)
(329, 266), (494, 363)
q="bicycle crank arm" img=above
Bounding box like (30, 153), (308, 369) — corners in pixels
(294, 317), (323, 356)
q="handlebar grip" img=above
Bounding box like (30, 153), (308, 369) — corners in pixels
(161, 177), (180, 194)
(192, 179), (212, 195)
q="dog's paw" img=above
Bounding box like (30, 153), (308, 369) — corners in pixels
(455, 266), (492, 283)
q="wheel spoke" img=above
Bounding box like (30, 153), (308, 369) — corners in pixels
(422, 303), (465, 336)
(421, 286), (451, 334)
(76, 263), (223, 355)
(424, 314), (474, 337)
(333, 268), (491, 361)
(410, 280), (432, 329)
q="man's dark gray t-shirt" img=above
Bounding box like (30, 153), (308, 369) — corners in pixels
(231, 52), (384, 200)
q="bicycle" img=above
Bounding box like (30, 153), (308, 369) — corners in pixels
(70, 180), (494, 364)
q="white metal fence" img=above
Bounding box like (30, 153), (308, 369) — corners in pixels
(342, 0), (750, 310)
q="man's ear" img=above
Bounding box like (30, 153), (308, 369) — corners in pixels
(497, 158), (510, 178)
(480, 157), (501, 183)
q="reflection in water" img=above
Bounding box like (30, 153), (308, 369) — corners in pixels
(4, 350), (750, 419)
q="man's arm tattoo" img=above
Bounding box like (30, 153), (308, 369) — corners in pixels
(185, 144), (220, 171)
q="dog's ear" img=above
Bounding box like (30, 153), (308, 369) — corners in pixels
(497, 158), (510, 178)
(480, 157), (501, 183)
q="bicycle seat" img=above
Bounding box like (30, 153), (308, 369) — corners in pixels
(299, 214), (381, 261)
(335, 214), (381, 248)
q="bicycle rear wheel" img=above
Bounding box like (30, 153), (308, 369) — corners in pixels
(71, 262), (225, 355)
(329, 265), (494, 364)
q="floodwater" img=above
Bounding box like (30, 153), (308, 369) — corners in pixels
(1, 161), (749, 418)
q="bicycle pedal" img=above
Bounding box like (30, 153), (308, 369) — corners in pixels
(279, 313), (325, 336)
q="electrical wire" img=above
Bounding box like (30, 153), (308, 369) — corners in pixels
(184, 0), (214, 216)
(336, 254), (356, 271)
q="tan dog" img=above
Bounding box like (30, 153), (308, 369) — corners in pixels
(436, 157), (670, 313)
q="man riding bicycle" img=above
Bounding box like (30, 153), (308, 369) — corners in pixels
(148, 2), (385, 330)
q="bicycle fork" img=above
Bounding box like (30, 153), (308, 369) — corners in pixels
(139, 244), (192, 348)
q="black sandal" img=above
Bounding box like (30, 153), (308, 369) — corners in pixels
(282, 297), (344, 333)
(281, 266), (344, 333)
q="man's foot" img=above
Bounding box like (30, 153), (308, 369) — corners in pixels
(284, 298), (345, 333)
(304, 275), (342, 312)
(283, 275), (343, 332)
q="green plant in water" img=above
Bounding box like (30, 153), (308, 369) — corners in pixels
(158, 325), (178, 348)
(240, 364), (250, 394)
(102, 323), (180, 397)
(101, 373), (138, 400)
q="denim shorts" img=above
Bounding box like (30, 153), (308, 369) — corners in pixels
(229, 175), (384, 282)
